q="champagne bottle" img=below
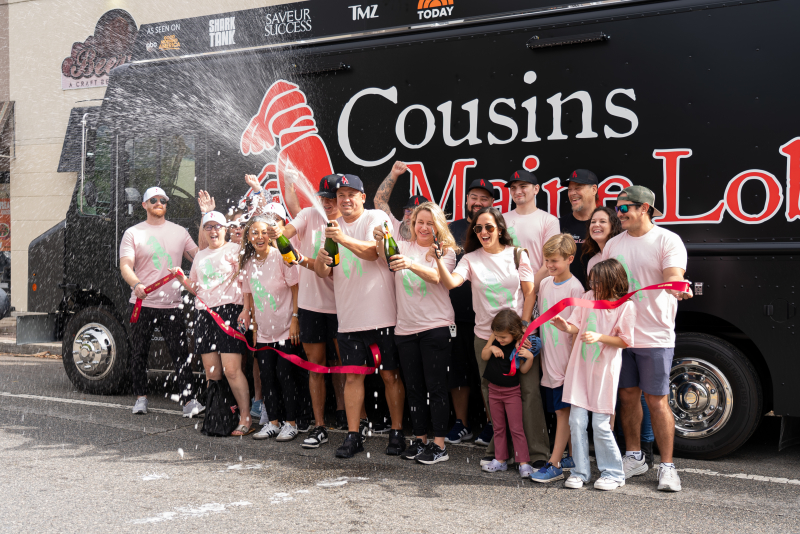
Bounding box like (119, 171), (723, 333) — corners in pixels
(324, 223), (340, 267)
(383, 222), (400, 271)
(275, 233), (299, 264)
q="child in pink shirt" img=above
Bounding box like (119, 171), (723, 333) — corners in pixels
(551, 258), (635, 491)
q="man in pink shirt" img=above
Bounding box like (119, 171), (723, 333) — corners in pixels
(315, 174), (406, 459)
(119, 187), (200, 417)
(503, 170), (561, 290)
(601, 185), (691, 492)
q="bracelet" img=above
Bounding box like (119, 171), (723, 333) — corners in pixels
(292, 313), (299, 318)
(253, 190), (262, 195)
(133, 282), (143, 290)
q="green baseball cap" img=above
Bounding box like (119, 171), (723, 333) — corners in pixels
(617, 185), (663, 217)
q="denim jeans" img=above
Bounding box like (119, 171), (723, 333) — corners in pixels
(569, 406), (624, 482)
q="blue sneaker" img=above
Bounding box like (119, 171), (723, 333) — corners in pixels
(474, 422), (493, 446)
(530, 462), (564, 483)
(560, 456), (575, 471)
(445, 419), (473, 444)
(250, 399), (263, 419)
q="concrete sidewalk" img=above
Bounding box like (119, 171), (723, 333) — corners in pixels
(0, 335), (61, 356)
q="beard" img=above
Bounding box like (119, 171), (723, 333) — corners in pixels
(399, 220), (413, 241)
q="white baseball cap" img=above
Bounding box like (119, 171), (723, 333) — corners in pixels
(142, 187), (169, 202)
(201, 211), (227, 227)
(263, 202), (287, 221)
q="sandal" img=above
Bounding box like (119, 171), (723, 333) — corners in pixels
(231, 424), (255, 436)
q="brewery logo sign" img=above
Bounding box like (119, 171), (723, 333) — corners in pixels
(61, 10), (137, 90)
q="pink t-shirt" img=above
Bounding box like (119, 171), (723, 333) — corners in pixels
(452, 246), (534, 340)
(586, 253), (601, 277)
(601, 226), (687, 347)
(189, 242), (242, 310)
(562, 292), (636, 414)
(119, 220), (197, 309)
(503, 209), (561, 272)
(537, 275), (586, 388)
(242, 248), (300, 343)
(332, 209), (397, 333)
(289, 208), (336, 314)
(394, 240), (456, 336)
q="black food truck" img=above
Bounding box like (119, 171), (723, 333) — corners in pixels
(23, 0), (799, 459)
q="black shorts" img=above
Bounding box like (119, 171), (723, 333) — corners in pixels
(298, 308), (338, 344)
(194, 304), (246, 355)
(338, 327), (400, 371)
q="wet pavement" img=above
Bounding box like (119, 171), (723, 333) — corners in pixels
(1, 354), (799, 533)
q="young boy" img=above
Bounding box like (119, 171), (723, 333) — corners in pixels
(530, 234), (585, 483)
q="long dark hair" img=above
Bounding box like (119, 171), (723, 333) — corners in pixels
(589, 259), (629, 301)
(581, 206), (622, 265)
(464, 207), (514, 254)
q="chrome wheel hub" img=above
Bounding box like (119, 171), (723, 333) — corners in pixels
(670, 358), (733, 439)
(72, 323), (116, 380)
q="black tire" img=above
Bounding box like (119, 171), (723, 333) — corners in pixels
(62, 306), (130, 395)
(671, 333), (763, 460)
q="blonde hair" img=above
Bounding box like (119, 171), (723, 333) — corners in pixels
(409, 202), (461, 260)
(543, 233), (576, 260)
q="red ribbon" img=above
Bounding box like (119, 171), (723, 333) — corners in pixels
(130, 270), (381, 375)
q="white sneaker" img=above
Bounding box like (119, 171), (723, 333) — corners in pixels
(564, 475), (584, 489)
(623, 454), (648, 479)
(594, 476), (625, 491)
(657, 464), (682, 492)
(276, 423), (299, 442)
(182, 399), (205, 418)
(254, 422), (281, 440)
(132, 397), (148, 414)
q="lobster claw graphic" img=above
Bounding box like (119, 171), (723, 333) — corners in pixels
(241, 80), (335, 211)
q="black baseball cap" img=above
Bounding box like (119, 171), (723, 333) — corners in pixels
(467, 178), (495, 198)
(317, 174), (338, 199)
(505, 169), (538, 187)
(404, 195), (430, 209)
(565, 169), (598, 186)
(335, 173), (365, 193)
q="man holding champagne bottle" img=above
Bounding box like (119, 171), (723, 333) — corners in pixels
(315, 174), (407, 459)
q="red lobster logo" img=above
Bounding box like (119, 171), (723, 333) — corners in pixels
(240, 80), (335, 210)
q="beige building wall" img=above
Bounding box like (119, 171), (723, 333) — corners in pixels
(8, 0), (293, 311)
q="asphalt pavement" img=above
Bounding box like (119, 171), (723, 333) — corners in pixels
(1, 354), (799, 534)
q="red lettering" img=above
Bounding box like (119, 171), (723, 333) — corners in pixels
(597, 176), (632, 207)
(724, 170), (783, 224)
(779, 137), (800, 222)
(541, 178), (566, 217)
(407, 159), (477, 221)
(653, 149), (725, 224)
(522, 155), (539, 172)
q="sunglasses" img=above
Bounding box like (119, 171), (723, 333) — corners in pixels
(615, 202), (642, 214)
(149, 198), (168, 205)
(203, 224), (223, 232)
(473, 224), (496, 234)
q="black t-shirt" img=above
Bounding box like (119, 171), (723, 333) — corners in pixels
(448, 218), (474, 324)
(483, 339), (519, 388)
(559, 210), (590, 288)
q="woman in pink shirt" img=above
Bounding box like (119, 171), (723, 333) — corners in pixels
(172, 211), (250, 435)
(580, 207), (621, 277)
(374, 202), (458, 465)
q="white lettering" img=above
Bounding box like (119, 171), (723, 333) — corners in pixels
(488, 98), (518, 145)
(396, 105), (436, 149)
(547, 91), (597, 140)
(521, 96), (540, 142)
(604, 88), (638, 139)
(338, 87), (398, 167)
(437, 99), (482, 147)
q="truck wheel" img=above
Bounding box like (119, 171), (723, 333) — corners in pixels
(62, 306), (130, 395)
(671, 333), (762, 460)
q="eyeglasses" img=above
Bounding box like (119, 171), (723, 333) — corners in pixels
(149, 198), (168, 205)
(615, 202), (642, 214)
(473, 224), (496, 234)
(203, 224), (223, 232)
(403, 208), (414, 215)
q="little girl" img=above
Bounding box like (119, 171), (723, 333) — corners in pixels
(550, 258), (636, 491)
(480, 309), (536, 476)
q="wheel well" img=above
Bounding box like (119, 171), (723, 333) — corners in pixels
(60, 291), (126, 338)
(676, 311), (772, 413)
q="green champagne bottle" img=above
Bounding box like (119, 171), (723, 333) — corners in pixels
(324, 223), (340, 267)
(275, 233), (299, 264)
(383, 222), (400, 271)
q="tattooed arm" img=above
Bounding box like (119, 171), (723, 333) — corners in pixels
(373, 161), (408, 217)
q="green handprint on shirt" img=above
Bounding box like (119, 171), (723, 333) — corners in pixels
(402, 269), (428, 298)
(507, 226), (521, 247)
(147, 236), (173, 270)
(540, 298), (559, 348)
(340, 247), (363, 279)
(202, 259), (225, 289)
(481, 270), (513, 309)
(310, 229), (322, 260)
(249, 277), (277, 312)
(616, 255), (644, 301)
(580, 311), (602, 362)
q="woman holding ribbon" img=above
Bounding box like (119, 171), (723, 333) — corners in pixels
(237, 205), (304, 443)
(172, 211), (251, 435)
(434, 206), (549, 474)
(373, 202), (458, 465)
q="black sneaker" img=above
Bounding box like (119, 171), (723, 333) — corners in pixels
(302, 426), (329, 449)
(385, 429), (406, 456)
(400, 438), (426, 461)
(416, 442), (449, 465)
(296, 419), (311, 433)
(371, 419), (391, 433)
(335, 432), (364, 458)
(531, 460), (547, 469)
(335, 410), (348, 430)
(359, 418), (369, 443)
(474, 422), (493, 446)
(642, 441), (654, 469)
